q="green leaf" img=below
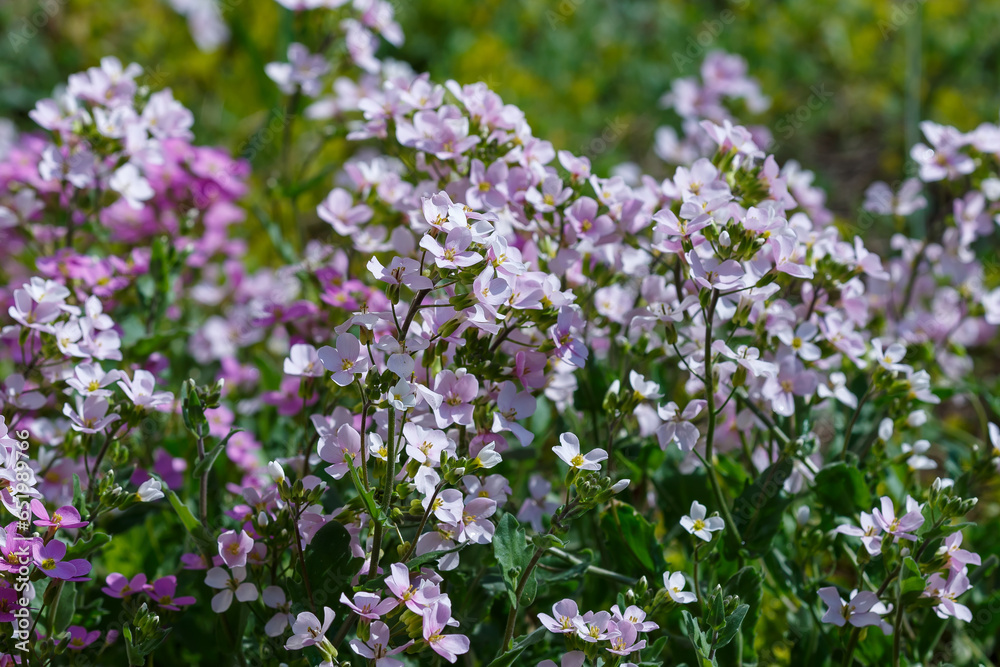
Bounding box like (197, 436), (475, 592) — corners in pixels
(599, 503), (665, 574)
(715, 603), (749, 649)
(707, 589), (726, 629)
(346, 459), (390, 527)
(485, 626), (547, 667)
(493, 514), (534, 608)
(66, 532), (111, 560)
(723, 566), (763, 662)
(728, 458), (793, 557)
(166, 490), (215, 554)
(192, 428), (241, 478)
(814, 462), (870, 514)
(681, 610), (710, 655)
(51, 583), (76, 635)
(304, 521), (359, 605)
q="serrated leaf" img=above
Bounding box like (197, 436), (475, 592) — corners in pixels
(493, 514), (534, 608)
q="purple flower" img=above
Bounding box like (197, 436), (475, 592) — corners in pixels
(66, 626), (101, 650)
(872, 496), (924, 541)
(538, 599), (581, 634)
(147, 576), (196, 611)
(62, 395), (119, 434)
(318, 333), (370, 386)
(655, 400), (705, 452)
(818, 588), (890, 633)
(102, 573), (147, 598)
(34, 540), (91, 581)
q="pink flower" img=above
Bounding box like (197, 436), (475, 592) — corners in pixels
(318, 423), (362, 480)
(350, 620), (410, 666)
(943, 533), (981, 571)
(924, 571), (973, 622)
(655, 401), (705, 452)
(872, 496), (924, 541)
(63, 395), (119, 434)
(285, 607), (336, 650)
(422, 601), (470, 663)
(339, 591), (397, 620)
(553, 433), (607, 472)
(31, 500), (88, 530)
(818, 588), (890, 633)
(538, 599), (580, 634)
(317, 187), (373, 235)
(491, 381), (537, 447)
(262, 586), (295, 637)
(318, 333), (370, 386)
(218, 530), (254, 568)
(205, 566), (258, 613)
(284, 343), (324, 377)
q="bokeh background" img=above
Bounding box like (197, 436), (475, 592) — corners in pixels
(3, 0), (1000, 220)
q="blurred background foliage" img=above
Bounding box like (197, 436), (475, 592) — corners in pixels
(3, 0), (1000, 218)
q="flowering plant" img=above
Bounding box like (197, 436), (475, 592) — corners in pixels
(0, 2), (997, 666)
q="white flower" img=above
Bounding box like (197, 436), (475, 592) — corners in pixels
(137, 479), (164, 502)
(663, 571), (696, 604)
(109, 163), (154, 210)
(680, 501), (724, 541)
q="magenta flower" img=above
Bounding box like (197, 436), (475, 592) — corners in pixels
(422, 600), (470, 663)
(147, 576), (196, 611)
(102, 573), (147, 598)
(34, 540), (92, 581)
(553, 433), (607, 472)
(339, 591), (397, 620)
(218, 529), (254, 568)
(66, 626), (101, 650)
(0, 588), (23, 622)
(31, 500), (88, 530)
